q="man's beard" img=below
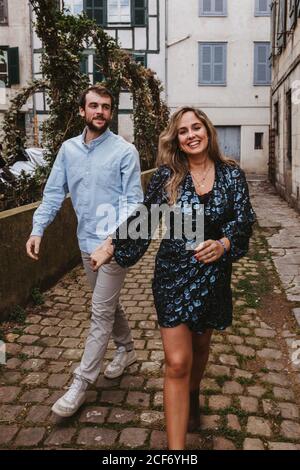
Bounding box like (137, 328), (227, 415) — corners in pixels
(86, 116), (111, 134)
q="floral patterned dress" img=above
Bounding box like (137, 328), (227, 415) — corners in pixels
(113, 161), (256, 334)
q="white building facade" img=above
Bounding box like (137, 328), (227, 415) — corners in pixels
(32, 0), (166, 142)
(166, 0), (271, 174)
(270, 0), (300, 211)
(0, 0), (33, 138)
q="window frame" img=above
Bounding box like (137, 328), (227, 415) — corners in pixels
(199, 0), (227, 17)
(83, 0), (106, 27)
(107, 0), (131, 25)
(0, 0), (8, 25)
(254, 0), (271, 17)
(254, 132), (264, 150)
(198, 42), (227, 86)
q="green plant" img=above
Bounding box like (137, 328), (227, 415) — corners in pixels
(8, 305), (26, 324)
(31, 287), (45, 305)
(1, 0), (169, 211)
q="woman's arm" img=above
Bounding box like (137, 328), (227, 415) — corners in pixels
(113, 166), (171, 268)
(221, 167), (256, 262)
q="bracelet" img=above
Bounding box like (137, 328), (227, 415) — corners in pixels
(216, 239), (227, 255)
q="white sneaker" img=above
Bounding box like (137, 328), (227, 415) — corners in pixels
(51, 376), (88, 417)
(104, 347), (137, 379)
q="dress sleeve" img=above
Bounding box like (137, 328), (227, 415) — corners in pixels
(112, 166), (171, 268)
(221, 167), (256, 262)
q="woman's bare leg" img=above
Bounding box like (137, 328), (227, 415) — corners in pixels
(188, 329), (213, 431)
(190, 328), (213, 390)
(160, 324), (193, 450)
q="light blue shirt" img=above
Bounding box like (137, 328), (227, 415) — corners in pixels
(31, 128), (143, 254)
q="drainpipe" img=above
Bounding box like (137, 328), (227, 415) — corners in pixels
(165, 0), (168, 103)
(29, 1), (38, 146)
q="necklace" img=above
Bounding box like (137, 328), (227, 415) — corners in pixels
(191, 164), (213, 189)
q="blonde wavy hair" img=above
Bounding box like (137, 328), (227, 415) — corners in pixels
(157, 107), (236, 205)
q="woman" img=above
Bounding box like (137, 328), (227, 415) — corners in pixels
(91, 107), (256, 450)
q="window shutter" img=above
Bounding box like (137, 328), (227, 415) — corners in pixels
(277, 0), (286, 48)
(215, 0), (224, 14)
(93, 55), (104, 83)
(254, 43), (271, 85)
(202, 0), (212, 14)
(8, 47), (20, 85)
(0, 0), (8, 24)
(133, 0), (146, 26)
(200, 0), (226, 15)
(213, 44), (225, 84)
(80, 54), (88, 75)
(200, 44), (212, 84)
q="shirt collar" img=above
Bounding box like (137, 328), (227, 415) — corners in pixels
(81, 127), (111, 147)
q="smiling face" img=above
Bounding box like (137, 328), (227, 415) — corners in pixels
(177, 111), (209, 159)
(79, 91), (113, 135)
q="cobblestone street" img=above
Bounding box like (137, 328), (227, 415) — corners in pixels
(1, 179), (300, 450)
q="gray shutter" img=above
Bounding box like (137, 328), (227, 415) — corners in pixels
(288, 0), (297, 29)
(8, 47), (20, 85)
(254, 43), (271, 84)
(202, 0), (212, 14)
(199, 44), (212, 84)
(215, 0), (224, 14)
(277, 0), (286, 48)
(213, 44), (225, 84)
(297, 0), (300, 16)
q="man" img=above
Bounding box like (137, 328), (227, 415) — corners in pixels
(26, 86), (143, 417)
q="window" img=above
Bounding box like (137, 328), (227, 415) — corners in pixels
(0, 0), (8, 24)
(254, 132), (264, 149)
(84, 0), (106, 26)
(199, 43), (227, 85)
(63, 0), (83, 15)
(255, 0), (271, 16)
(133, 0), (147, 26)
(0, 48), (7, 84)
(254, 42), (271, 85)
(0, 47), (19, 86)
(133, 53), (147, 66)
(274, 101), (279, 135)
(199, 0), (227, 16)
(108, 0), (131, 24)
(286, 90), (292, 163)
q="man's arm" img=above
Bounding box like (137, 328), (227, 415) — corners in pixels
(26, 144), (68, 260)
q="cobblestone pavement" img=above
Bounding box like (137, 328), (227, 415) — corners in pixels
(1, 180), (300, 450)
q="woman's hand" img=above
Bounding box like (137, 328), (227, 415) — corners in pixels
(194, 239), (229, 264)
(90, 237), (115, 271)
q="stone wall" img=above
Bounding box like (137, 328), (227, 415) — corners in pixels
(0, 169), (155, 319)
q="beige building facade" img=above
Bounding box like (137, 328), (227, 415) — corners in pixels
(166, 0), (271, 174)
(0, 0), (33, 140)
(270, 0), (300, 210)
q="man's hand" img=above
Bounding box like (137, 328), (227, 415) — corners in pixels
(26, 235), (42, 261)
(90, 237), (115, 272)
(194, 239), (227, 264)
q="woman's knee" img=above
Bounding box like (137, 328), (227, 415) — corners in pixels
(165, 356), (192, 379)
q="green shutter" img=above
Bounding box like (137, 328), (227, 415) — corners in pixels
(80, 54), (88, 75)
(93, 55), (104, 83)
(133, 0), (147, 26)
(8, 47), (20, 85)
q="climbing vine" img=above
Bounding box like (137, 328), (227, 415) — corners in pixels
(1, 0), (169, 210)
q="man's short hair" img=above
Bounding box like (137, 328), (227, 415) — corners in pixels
(79, 86), (115, 111)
